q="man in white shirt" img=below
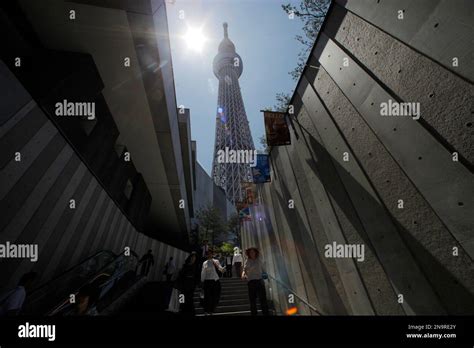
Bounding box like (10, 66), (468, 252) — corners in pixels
(0, 271), (37, 317)
(201, 250), (225, 315)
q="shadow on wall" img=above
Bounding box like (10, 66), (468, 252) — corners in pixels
(271, 169), (350, 315)
(258, 202), (295, 313)
(257, 191), (338, 315)
(260, 0), (473, 315)
(296, 103), (474, 315)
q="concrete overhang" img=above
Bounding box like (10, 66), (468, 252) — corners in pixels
(17, 0), (190, 246)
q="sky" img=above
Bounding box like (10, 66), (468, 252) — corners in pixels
(166, 0), (306, 175)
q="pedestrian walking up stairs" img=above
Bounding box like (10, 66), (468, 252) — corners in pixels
(194, 277), (264, 316)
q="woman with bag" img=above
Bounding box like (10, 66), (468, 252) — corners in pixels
(200, 249), (225, 315)
(241, 247), (270, 316)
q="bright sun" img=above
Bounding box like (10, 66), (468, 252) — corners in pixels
(183, 27), (207, 53)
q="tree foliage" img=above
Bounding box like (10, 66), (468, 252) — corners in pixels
(196, 204), (227, 245)
(227, 213), (240, 232)
(264, 1), (330, 132)
(226, 212), (242, 246)
(282, 0), (331, 81)
(220, 242), (235, 255)
(264, 92), (292, 113)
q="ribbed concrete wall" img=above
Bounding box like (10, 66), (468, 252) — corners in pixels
(242, 0), (473, 315)
(0, 61), (188, 290)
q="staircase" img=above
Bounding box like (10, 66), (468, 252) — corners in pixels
(194, 277), (263, 316)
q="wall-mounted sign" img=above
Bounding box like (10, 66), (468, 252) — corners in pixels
(263, 111), (291, 146)
(252, 154), (271, 183)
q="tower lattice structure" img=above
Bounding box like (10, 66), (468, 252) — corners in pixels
(212, 23), (255, 205)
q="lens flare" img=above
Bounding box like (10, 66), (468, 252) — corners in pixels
(183, 26), (207, 53)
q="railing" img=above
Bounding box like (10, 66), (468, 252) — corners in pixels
(266, 273), (325, 316)
(23, 250), (141, 315)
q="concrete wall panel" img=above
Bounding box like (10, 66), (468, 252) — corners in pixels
(337, 0), (474, 82)
(312, 34), (474, 259)
(298, 76), (445, 314)
(326, 5), (474, 166)
(257, 1), (473, 315)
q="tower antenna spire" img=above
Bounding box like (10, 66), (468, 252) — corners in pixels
(223, 22), (228, 38)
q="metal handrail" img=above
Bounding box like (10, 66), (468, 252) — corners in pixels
(28, 250), (116, 296)
(46, 250), (142, 315)
(267, 273), (325, 315)
(25, 249), (140, 315)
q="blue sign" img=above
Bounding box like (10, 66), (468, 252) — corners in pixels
(252, 154), (271, 183)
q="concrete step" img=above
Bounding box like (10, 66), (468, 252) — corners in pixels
(195, 303), (260, 314)
(221, 286), (248, 292)
(193, 295), (248, 303)
(220, 281), (248, 285)
(196, 310), (262, 317)
(219, 278), (246, 283)
(193, 293), (247, 301)
(219, 289), (247, 294)
(194, 297), (249, 306)
(193, 290), (248, 297)
(193, 288), (248, 297)
(220, 284), (248, 289)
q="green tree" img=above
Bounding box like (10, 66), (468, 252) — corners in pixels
(282, 0), (331, 81)
(196, 204), (227, 246)
(226, 212), (241, 245)
(263, 92), (292, 113)
(220, 242), (235, 255)
(227, 212), (240, 232)
(264, 1), (329, 140)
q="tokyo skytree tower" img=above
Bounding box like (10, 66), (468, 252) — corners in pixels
(212, 23), (255, 205)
